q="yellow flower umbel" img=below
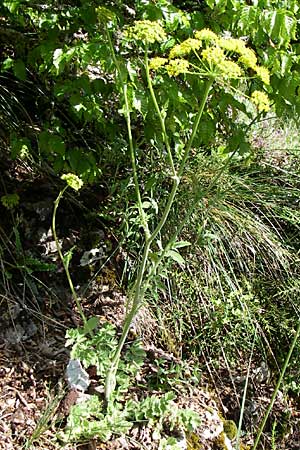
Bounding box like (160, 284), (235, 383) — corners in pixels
(218, 37), (247, 54)
(61, 173), (84, 191)
(149, 57), (168, 70)
(125, 20), (167, 44)
(195, 28), (218, 43)
(255, 66), (270, 85)
(217, 60), (242, 79)
(169, 38), (201, 59)
(238, 48), (258, 70)
(147, 27), (270, 87)
(202, 46), (225, 66)
(251, 90), (271, 112)
(166, 58), (190, 77)
(202, 46), (242, 79)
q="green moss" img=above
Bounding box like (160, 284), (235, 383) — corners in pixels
(223, 420), (237, 440)
(214, 432), (228, 449)
(186, 432), (203, 450)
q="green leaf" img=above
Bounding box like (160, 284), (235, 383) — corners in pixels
(172, 241), (191, 249)
(166, 249), (185, 266)
(10, 135), (31, 160)
(63, 246), (76, 270)
(39, 131), (66, 156)
(1, 57), (14, 71)
(3, 1), (21, 13)
(132, 88), (148, 118)
(83, 317), (99, 335)
(262, 9), (296, 47)
(13, 59), (26, 80)
(24, 256), (56, 272)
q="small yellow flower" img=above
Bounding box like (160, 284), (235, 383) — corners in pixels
(217, 60), (242, 79)
(61, 173), (84, 191)
(218, 37), (247, 54)
(251, 90), (270, 112)
(255, 66), (270, 85)
(202, 46), (225, 65)
(166, 59), (190, 77)
(195, 28), (218, 42)
(238, 48), (257, 70)
(169, 38), (201, 59)
(125, 20), (167, 44)
(149, 57), (168, 70)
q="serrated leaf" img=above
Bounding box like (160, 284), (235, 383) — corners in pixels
(263, 9), (296, 47)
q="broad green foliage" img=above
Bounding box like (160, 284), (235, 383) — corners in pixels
(203, 0), (300, 116)
(1, 0), (299, 181)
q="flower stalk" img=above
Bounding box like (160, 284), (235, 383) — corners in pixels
(52, 181), (87, 328)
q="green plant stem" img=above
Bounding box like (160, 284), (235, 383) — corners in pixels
(52, 186), (87, 327)
(145, 109), (263, 281)
(236, 327), (257, 450)
(144, 51), (176, 176)
(252, 321), (300, 450)
(178, 78), (213, 177)
(105, 77), (213, 401)
(105, 27), (150, 239)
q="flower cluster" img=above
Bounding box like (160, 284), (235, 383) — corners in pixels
(61, 173), (84, 191)
(255, 66), (270, 85)
(149, 57), (168, 70)
(215, 35), (270, 84)
(251, 90), (270, 112)
(218, 37), (246, 54)
(169, 38), (201, 59)
(125, 20), (166, 44)
(166, 58), (190, 77)
(127, 21), (270, 86)
(216, 60), (242, 79)
(195, 28), (218, 42)
(202, 46), (225, 66)
(201, 46), (242, 79)
(238, 48), (257, 70)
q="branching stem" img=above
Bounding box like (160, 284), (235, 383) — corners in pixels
(104, 28), (213, 400)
